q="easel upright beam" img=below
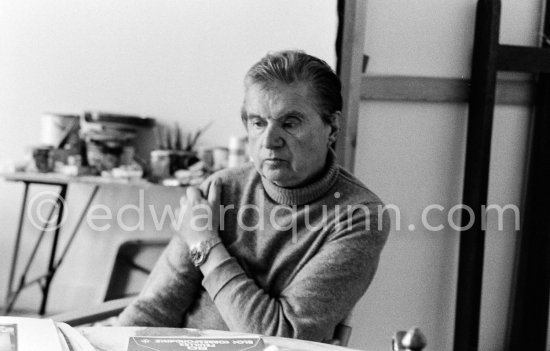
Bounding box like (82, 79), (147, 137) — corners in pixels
(454, 1), (501, 350)
(335, 0), (367, 172)
(457, 0), (550, 350)
(507, 0), (550, 348)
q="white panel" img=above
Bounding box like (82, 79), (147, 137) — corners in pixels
(352, 102), (530, 351)
(356, 0), (539, 350)
(363, 0), (541, 77)
(352, 101), (468, 350)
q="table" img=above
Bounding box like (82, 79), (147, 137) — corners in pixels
(77, 327), (363, 351)
(0, 172), (157, 316)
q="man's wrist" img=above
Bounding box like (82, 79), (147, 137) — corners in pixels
(199, 244), (231, 277)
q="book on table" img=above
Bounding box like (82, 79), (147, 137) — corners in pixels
(127, 336), (264, 351)
(0, 317), (266, 351)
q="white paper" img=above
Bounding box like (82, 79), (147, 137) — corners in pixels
(0, 317), (63, 351)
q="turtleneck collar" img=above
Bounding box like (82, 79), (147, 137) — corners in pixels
(260, 150), (340, 206)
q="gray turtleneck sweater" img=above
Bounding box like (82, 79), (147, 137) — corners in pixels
(118, 156), (390, 342)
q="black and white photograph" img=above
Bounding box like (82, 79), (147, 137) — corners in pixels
(0, 1), (548, 350)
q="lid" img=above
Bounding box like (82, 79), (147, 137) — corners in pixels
(151, 149), (172, 156)
(42, 113), (80, 121)
(83, 111), (155, 128)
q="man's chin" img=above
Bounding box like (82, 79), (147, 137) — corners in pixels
(261, 169), (294, 187)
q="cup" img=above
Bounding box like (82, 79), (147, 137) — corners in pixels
(32, 146), (53, 172)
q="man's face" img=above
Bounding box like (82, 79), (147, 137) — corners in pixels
(243, 81), (335, 188)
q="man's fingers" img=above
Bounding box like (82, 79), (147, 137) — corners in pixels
(208, 179), (221, 208)
(207, 179), (222, 231)
(186, 186), (203, 203)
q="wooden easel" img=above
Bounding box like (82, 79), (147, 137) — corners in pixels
(455, 0), (550, 350)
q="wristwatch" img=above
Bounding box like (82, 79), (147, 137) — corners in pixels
(189, 237), (222, 267)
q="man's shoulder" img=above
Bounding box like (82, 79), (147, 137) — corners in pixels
(333, 166), (391, 241)
(203, 162), (260, 196)
(334, 166), (385, 207)
(210, 162), (257, 184)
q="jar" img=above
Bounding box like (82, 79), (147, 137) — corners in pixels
(150, 150), (171, 179)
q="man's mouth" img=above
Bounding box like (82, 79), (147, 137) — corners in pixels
(264, 158), (286, 165)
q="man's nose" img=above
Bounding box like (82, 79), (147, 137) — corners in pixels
(263, 124), (284, 149)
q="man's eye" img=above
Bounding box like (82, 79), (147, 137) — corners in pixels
(249, 119), (266, 129)
(283, 118), (300, 129)
(283, 122), (296, 129)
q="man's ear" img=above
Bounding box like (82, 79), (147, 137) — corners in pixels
(327, 111), (341, 146)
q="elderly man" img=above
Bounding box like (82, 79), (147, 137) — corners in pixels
(118, 50), (390, 342)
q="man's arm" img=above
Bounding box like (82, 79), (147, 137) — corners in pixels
(117, 236), (202, 326)
(118, 178), (222, 327)
(199, 204), (390, 341)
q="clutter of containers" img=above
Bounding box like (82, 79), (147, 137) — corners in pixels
(26, 112), (248, 186)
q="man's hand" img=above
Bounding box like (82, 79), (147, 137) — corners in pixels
(176, 179), (222, 248)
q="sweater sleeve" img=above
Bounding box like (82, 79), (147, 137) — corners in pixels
(202, 203), (390, 342)
(117, 236), (202, 327)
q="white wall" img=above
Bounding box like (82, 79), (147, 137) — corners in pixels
(0, 0), (336, 312)
(0, 0), (337, 158)
(0, 0), (543, 350)
(352, 0), (540, 350)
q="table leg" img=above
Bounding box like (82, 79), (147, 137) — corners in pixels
(4, 184), (67, 315)
(4, 183), (100, 316)
(39, 185), (67, 315)
(4, 191), (59, 314)
(4, 182), (30, 314)
(54, 185), (100, 268)
(38, 184), (99, 315)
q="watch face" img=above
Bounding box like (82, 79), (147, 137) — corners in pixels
(190, 247), (205, 266)
(190, 238), (221, 267)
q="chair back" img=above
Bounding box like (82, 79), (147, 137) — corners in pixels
(104, 238), (170, 301)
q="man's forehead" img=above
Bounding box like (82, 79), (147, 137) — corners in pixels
(244, 82), (315, 111)
(246, 81), (313, 100)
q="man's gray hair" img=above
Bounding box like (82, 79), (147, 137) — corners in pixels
(243, 50), (342, 124)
